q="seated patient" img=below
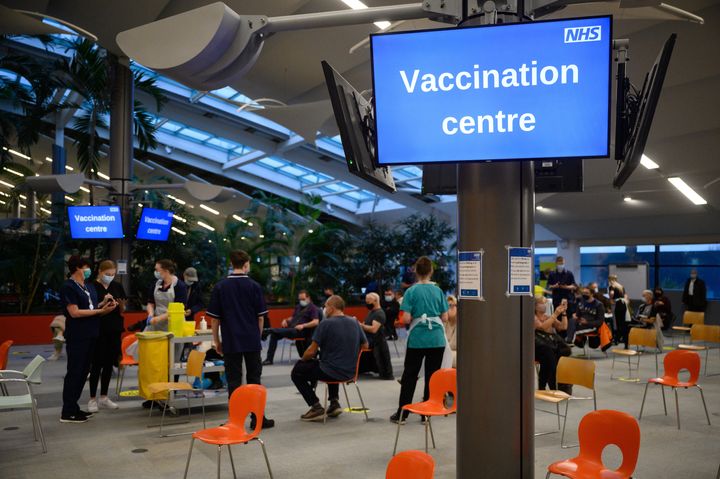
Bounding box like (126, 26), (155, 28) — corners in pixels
(566, 286), (605, 346)
(262, 290), (319, 365)
(291, 295), (368, 422)
(534, 299), (570, 391)
(633, 289), (664, 349)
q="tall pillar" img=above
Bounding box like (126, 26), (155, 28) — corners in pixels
(456, 3), (535, 478)
(50, 141), (66, 227)
(108, 56), (134, 293)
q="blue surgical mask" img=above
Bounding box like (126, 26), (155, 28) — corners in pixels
(82, 268), (91, 280)
(101, 274), (114, 284)
(299, 300), (309, 307)
(154, 271), (162, 280)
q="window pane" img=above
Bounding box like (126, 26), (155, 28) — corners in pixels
(658, 266), (719, 300)
(658, 243), (720, 265)
(580, 266), (610, 288)
(581, 245), (655, 266)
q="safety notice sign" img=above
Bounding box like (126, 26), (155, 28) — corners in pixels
(507, 246), (533, 296)
(458, 251), (483, 301)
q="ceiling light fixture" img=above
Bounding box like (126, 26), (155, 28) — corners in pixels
(535, 205), (545, 211)
(64, 195), (75, 202)
(167, 194), (186, 205)
(232, 214), (248, 224)
(96, 171), (110, 180)
(8, 149), (30, 160)
(45, 157), (53, 163)
(3, 167), (24, 177)
(174, 214), (187, 223)
(623, 196), (633, 202)
(640, 154), (659, 170)
(40, 207), (51, 214)
(0, 179), (15, 188)
(667, 177), (707, 205)
(197, 221), (215, 231)
(199, 204), (220, 215)
(65, 165), (74, 171)
(340, 0), (392, 30)
(171, 226), (187, 235)
(19, 194), (27, 200)
(79, 186), (90, 193)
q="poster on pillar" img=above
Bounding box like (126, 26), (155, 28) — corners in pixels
(458, 251), (484, 301)
(507, 247), (533, 297)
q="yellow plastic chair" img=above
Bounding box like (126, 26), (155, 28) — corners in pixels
(678, 324), (720, 376)
(672, 311), (704, 346)
(610, 327), (660, 382)
(147, 350), (206, 437)
(535, 357), (597, 448)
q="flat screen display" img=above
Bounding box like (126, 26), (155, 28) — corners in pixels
(68, 205), (124, 239)
(136, 207), (174, 241)
(370, 16), (612, 165)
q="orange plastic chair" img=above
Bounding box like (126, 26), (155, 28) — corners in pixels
(387, 450), (435, 479)
(546, 409), (640, 479)
(0, 340), (13, 396)
(393, 368), (456, 455)
(183, 384), (273, 479)
(317, 348), (371, 424)
(115, 333), (139, 396)
(639, 349), (711, 429)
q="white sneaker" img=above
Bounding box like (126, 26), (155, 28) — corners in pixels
(87, 398), (99, 413)
(54, 334), (66, 343)
(98, 397), (119, 410)
(48, 352), (61, 361)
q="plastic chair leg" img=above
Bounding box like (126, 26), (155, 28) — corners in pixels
(661, 385), (667, 415)
(424, 419), (429, 453)
(638, 382), (650, 420)
(183, 437), (195, 479)
(217, 445), (222, 479)
(323, 384), (329, 425)
(227, 445), (238, 479)
(697, 386), (711, 425)
(560, 400), (578, 449)
(256, 438), (274, 479)
(428, 416), (436, 449)
(341, 383), (352, 411)
(354, 382), (369, 421)
(674, 388), (681, 430)
(393, 417), (402, 456)
(556, 402), (561, 430)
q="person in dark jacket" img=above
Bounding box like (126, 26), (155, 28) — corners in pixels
(183, 267), (204, 320)
(381, 287), (400, 340)
(565, 286), (605, 347)
(654, 287), (674, 330)
(682, 269), (707, 313)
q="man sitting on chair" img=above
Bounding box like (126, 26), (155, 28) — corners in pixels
(262, 290), (319, 365)
(291, 295), (368, 422)
(566, 286), (605, 347)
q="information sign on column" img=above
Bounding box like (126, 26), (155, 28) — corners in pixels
(458, 250), (484, 301)
(506, 246), (533, 296)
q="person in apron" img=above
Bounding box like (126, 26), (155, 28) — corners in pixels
(390, 256), (450, 424)
(146, 259), (187, 331)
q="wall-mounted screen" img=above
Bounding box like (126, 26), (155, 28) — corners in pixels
(370, 16), (612, 165)
(68, 205), (124, 239)
(136, 207), (174, 241)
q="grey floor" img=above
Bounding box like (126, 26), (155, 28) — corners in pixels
(1, 339), (719, 478)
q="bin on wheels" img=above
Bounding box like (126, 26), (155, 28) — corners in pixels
(136, 331), (172, 401)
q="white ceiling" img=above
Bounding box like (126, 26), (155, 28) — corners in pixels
(2, 0), (719, 243)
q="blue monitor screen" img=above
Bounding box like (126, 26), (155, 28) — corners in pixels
(136, 208), (174, 241)
(370, 16), (612, 165)
(68, 205), (124, 239)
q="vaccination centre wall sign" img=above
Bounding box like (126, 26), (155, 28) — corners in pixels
(370, 16), (612, 165)
(68, 205), (124, 239)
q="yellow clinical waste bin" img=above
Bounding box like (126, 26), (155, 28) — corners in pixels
(136, 331), (171, 400)
(168, 302), (186, 337)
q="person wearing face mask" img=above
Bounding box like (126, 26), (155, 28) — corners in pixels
(381, 287), (400, 340)
(653, 287), (674, 330)
(145, 259), (187, 331)
(262, 290), (319, 365)
(208, 250), (274, 429)
(534, 298), (570, 391)
(682, 269), (707, 313)
(608, 275), (629, 347)
(360, 292), (394, 380)
(59, 256), (117, 423)
(446, 296), (458, 368)
(565, 286), (605, 347)
(87, 260), (126, 413)
(546, 256), (577, 313)
(183, 267), (204, 321)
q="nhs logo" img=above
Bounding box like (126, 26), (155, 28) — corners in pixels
(564, 25), (602, 43)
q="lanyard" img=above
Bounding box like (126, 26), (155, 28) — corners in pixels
(74, 280), (94, 310)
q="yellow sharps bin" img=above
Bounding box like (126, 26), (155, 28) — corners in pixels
(136, 331), (171, 400)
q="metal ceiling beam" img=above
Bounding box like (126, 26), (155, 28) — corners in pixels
(223, 149), (267, 170)
(302, 179), (341, 191)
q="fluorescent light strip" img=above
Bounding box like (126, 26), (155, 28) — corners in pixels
(667, 177), (707, 205)
(19, 194), (27, 200)
(40, 207), (51, 214)
(0, 191), (10, 197)
(171, 226), (187, 235)
(3, 167), (24, 177)
(0, 179), (14, 188)
(199, 204), (219, 215)
(173, 214), (187, 223)
(640, 154), (659, 169)
(79, 186), (90, 193)
(0, 200), (6, 205)
(45, 157), (53, 163)
(19, 203), (26, 209)
(167, 194), (186, 205)
(65, 165), (74, 171)
(96, 171), (110, 180)
(340, 0), (392, 30)
(197, 221), (215, 231)
(64, 195), (75, 202)
(8, 149), (30, 160)
(232, 214), (248, 224)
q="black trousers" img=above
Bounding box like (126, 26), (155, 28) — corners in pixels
(371, 337), (394, 379)
(614, 301), (628, 346)
(398, 347), (444, 413)
(535, 342), (559, 390)
(62, 337), (96, 416)
(291, 359), (341, 407)
(89, 331), (121, 397)
(224, 351), (262, 398)
(265, 328), (306, 362)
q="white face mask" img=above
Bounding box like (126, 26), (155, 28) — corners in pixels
(101, 274), (115, 284)
(299, 300), (309, 307)
(323, 308), (330, 318)
(185, 280), (195, 286)
(557, 264), (565, 271)
(384, 295), (394, 302)
(154, 271), (162, 280)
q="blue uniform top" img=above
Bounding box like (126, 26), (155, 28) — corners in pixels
(546, 269), (576, 305)
(206, 274), (268, 353)
(60, 279), (100, 341)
